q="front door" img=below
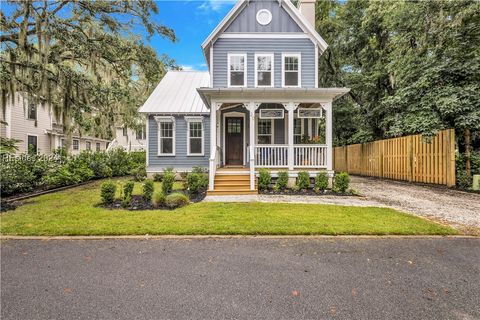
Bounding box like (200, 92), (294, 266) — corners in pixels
(225, 117), (243, 165)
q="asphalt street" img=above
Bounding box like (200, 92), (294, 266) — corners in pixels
(1, 237), (479, 320)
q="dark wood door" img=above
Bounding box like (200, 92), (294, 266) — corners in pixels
(225, 117), (243, 165)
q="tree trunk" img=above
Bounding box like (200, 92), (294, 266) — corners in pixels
(464, 128), (472, 177)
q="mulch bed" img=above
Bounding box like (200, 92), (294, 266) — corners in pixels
(259, 189), (356, 197)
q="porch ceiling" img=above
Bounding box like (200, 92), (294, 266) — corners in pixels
(197, 87), (350, 108)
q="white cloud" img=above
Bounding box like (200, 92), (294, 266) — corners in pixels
(196, 0), (235, 13)
(180, 65), (194, 71)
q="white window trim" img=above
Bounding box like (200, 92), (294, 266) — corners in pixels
(155, 116), (176, 156)
(282, 53), (301, 88)
(85, 140), (92, 151)
(26, 104), (37, 120)
(26, 134), (38, 154)
(254, 53), (274, 88)
(293, 117), (305, 144)
(185, 116), (204, 157)
(72, 139), (80, 151)
(227, 53), (247, 88)
(255, 117), (275, 145)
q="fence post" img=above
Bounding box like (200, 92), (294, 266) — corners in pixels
(446, 129), (456, 187)
(408, 135), (413, 182)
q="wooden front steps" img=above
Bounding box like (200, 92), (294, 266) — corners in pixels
(207, 172), (258, 196)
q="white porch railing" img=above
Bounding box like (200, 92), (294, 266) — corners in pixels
(294, 145), (327, 168)
(255, 145), (288, 167)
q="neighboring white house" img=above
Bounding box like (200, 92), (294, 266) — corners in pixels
(108, 125), (147, 152)
(1, 93), (110, 155)
(139, 0), (350, 195)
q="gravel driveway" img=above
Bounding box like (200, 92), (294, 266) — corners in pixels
(350, 176), (480, 232)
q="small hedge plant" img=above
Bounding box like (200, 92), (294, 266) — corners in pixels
(130, 164), (146, 182)
(122, 181), (135, 207)
(186, 172), (208, 194)
(153, 173), (163, 182)
(334, 172), (350, 193)
(100, 181), (117, 204)
(161, 168), (176, 194)
(296, 171), (310, 190)
(277, 171), (289, 190)
(165, 193), (189, 209)
(152, 191), (166, 208)
(258, 168), (271, 190)
(142, 179), (154, 201)
(314, 172), (329, 193)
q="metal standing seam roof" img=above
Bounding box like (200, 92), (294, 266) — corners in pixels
(138, 71), (210, 114)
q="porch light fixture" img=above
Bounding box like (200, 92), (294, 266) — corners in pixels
(256, 9), (272, 26)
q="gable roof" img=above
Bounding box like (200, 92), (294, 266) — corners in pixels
(201, 0), (328, 59)
(138, 71), (210, 114)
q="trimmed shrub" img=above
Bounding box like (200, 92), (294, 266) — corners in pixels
(165, 192), (189, 209)
(122, 194), (132, 208)
(186, 172), (208, 193)
(152, 191), (166, 208)
(142, 179), (154, 201)
(130, 164), (147, 182)
(296, 171), (310, 190)
(277, 171), (289, 190)
(334, 172), (350, 193)
(153, 173), (163, 182)
(161, 169), (176, 194)
(123, 181), (134, 200)
(258, 168), (271, 190)
(100, 181), (117, 204)
(315, 172), (329, 191)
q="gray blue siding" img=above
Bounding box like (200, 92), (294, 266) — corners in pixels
(212, 38), (316, 88)
(147, 114), (210, 172)
(225, 0), (302, 33)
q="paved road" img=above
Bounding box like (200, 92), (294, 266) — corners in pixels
(1, 238), (479, 320)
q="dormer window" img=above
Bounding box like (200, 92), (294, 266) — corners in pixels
(255, 54), (274, 87)
(228, 53), (246, 87)
(282, 53), (301, 87)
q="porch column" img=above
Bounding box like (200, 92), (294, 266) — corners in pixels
(247, 102), (258, 191)
(209, 101), (219, 191)
(286, 102), (296, 171)
(324, 101), (333, 173)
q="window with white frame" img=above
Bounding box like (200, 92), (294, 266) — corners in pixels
(294, 118), (304, 144)
(27, 135), (37, 154)
(187, 119), (203, 156)
(283, 54), (300, 87)
(72, 139), (79, 150)
(228, 53), (246, 87)
(257, 119), (273, 144)
(255, 54), (273, 87)
(156, 117), (175, 156)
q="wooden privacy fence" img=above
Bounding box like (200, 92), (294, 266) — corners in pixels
(334, 129), (456, 187)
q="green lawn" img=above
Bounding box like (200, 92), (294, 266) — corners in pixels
(0, 179), (456, 236)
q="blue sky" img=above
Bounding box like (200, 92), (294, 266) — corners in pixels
(150, 1), (236, 71)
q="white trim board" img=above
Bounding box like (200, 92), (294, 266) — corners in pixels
(219, 33), (310, 39)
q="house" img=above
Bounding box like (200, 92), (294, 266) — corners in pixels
(107, 124), (147, 152)
(139, 0), (350, 195)
(1, 93), (110, 155)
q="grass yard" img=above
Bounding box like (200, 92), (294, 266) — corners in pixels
(0, 179), (457, 236)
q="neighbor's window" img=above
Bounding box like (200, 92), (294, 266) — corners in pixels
(257, 119), (273, 144)
(136, 126), (146, 140)
(283, 54), (300, 87)
(122, 127), (128, 137)
(255, 54), (273, 87)
(188, 121), (203, 155)
(228, 53), (246, 87)
(27, 135), (38, 154)
(294, 118), (304, 144)
(60, 138), (66, 148)
(86, 141), (91, 150)
(27, 104), (37, 120)
(96, 142), (101, 151)
(158, 119), (175, 155)
(72, 139), (79, 150)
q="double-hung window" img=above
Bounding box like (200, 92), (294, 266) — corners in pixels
(186, 117), (204, 156)
(228, 53), (246, 87)
(257, 119), (273, 145)
(27, 135), (38, 154)
(27, 104), (37, 120)
(282, 53), (301, 87)
(96, 142), (101, 151)
(72, 139), (79, 150)
(156, 117), (175, 156)
(255, 53), (273, 87)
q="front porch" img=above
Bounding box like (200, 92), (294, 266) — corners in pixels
(197, 87), (348, 193)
